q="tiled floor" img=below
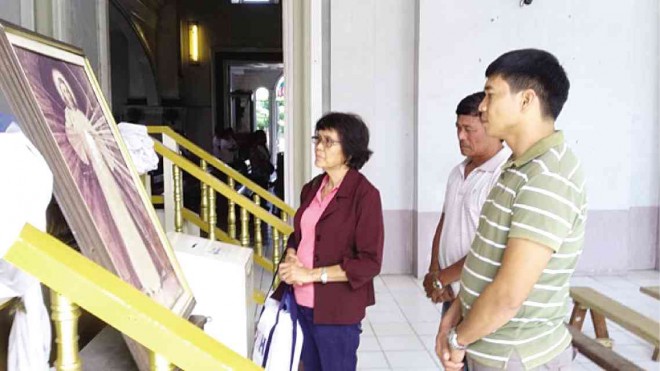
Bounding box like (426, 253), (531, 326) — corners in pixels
(353, 271), (660, 371)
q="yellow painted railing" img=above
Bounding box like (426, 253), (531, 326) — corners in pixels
(5, 223), (261, 370)
(153, 142), (292, 236)
(147, 126), (295, 216)
(150, 142), (292, 299)
(147, 127), (296, 288)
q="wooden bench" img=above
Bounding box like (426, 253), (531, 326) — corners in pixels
(567, 325), (643, 370)
(569, 287), (660, 361)
(640, 286), (660, 300)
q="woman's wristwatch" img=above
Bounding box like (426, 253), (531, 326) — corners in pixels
(320, 267), (328, 284)
(448, 327), (467, 351)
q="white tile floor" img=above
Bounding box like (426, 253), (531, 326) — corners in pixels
(354, 271), (660, 370)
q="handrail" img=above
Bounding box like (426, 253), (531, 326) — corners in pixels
(4, 224), (261, 370)
(181, 207), (239, 245)
(179, 207), (275, 272)
(154, 141), (293, 236)
(147, 126), (295, 216)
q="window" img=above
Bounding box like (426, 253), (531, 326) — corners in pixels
(255, 87), (270, 133)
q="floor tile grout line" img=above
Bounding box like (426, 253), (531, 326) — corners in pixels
(384, 275), (442, 369)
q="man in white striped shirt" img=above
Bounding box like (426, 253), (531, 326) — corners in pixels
(436, 49), (586, 370)
(423, 92), (510, 312)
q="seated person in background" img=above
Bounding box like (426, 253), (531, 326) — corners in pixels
(248, 130), (274, 189)
(213, 127), (239, 166)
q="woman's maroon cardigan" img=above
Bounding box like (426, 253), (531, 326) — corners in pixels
(272, 168), (384, 325)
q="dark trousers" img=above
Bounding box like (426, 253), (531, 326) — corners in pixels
(297, 305), (361, 371)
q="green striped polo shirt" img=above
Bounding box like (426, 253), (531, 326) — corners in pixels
(459, 131), (587, 369)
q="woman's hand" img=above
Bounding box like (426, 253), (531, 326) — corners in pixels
(279, 253), (314, 286)
(284, 248), (298, 264)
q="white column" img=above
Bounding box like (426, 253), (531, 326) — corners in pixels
(52, 0), (69, 43)
(96, 0), (112, 103)
(19, 0), (34, 30)
(162, 135), (178, 233)
(283, 0), (324, 206)
(309, 0), (323, 179)
(269, 88), (278, 163)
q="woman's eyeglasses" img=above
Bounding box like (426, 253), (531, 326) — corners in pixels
(311, 135), (341, 148)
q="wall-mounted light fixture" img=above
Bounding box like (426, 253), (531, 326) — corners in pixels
(189, 21), (200, 64)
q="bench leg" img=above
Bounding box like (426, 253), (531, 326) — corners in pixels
(590, 310), (612, 348)
(653, 347), (659, 361)
(569, 304), (587, 330)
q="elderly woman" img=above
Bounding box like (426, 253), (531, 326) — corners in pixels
(273, 112), (384, 370)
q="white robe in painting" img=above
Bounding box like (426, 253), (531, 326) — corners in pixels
(63, 107), (163, 298)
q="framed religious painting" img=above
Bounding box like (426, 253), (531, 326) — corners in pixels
(0, 21), (194, 370)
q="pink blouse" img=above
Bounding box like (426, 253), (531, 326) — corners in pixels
(293, 175), (340, 307)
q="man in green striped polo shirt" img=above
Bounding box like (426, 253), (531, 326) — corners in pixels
(435, 49), (586, 370)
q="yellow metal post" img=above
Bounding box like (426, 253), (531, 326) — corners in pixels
(253, 195), (262, 256)
(228, 178), (236, 239)
(277, 211), (289, 275)
(200, 160), (208, 225)
(208, 189), (216, 241)
(240, 207), (249, 247)
(173, 165), (183, 233)
(51, 291), (82, 371)
(272, 228), (280, 286)
(150, 352), (174, 371)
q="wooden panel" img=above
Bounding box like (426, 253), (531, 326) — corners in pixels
(568, 325), (644, 371)
(570, 287), (660, 347)
(640, 286), (660, 300)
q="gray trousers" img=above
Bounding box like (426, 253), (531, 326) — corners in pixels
(467, 346), (574, 370)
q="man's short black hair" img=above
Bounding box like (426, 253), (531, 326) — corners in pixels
(456, 92), (485, 116)
(315, 112), (373, 170)
(486, 49), (570, 120)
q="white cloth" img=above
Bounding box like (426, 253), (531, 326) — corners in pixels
(117, 122), (159, 175)
(438, 147), (511, 294)
(0, 126), (53, 371)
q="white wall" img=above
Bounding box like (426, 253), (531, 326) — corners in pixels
(330, 0), (416, 273)
(418, 0), (659, 212)
(416, 0), (659, 275)
(330, 0), (416, 211)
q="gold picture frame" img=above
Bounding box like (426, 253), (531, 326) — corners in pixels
(0, 21), (194, 370)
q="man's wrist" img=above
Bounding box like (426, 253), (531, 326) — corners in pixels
(438, 269), (448, 286)
(448, 327), (468, 351)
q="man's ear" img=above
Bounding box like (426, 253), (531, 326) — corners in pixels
(520, 89), (537, 112)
